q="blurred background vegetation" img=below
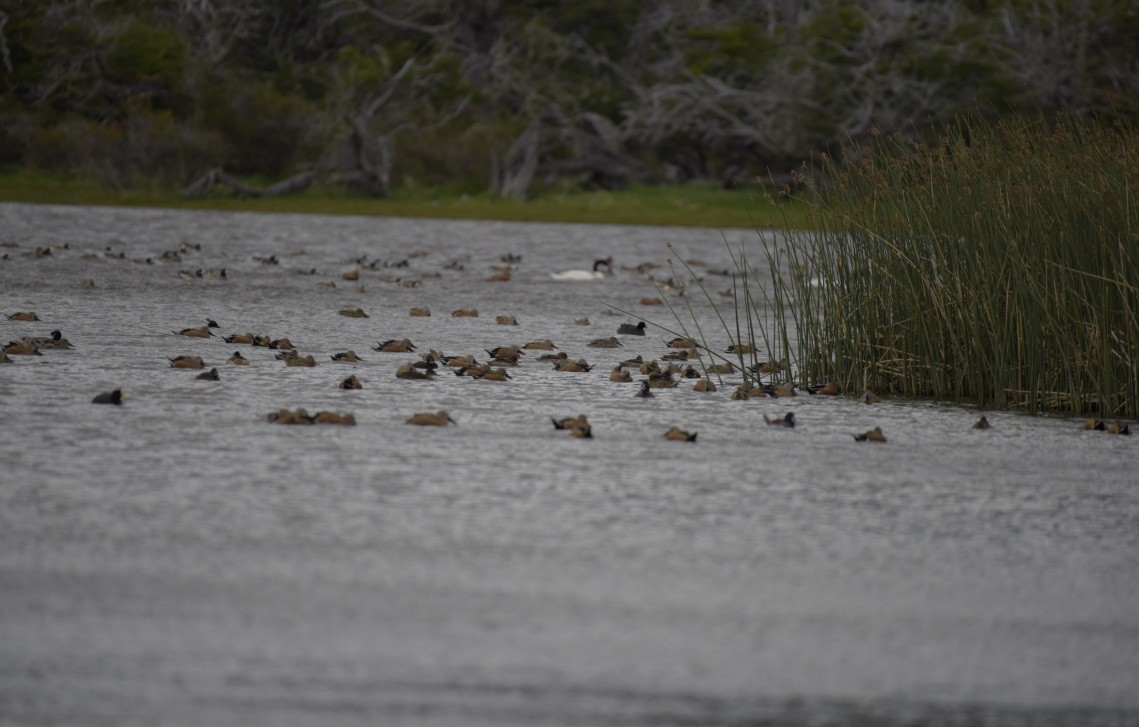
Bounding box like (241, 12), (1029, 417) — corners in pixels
(0, 0), (1135, 202)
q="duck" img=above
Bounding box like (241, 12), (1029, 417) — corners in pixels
(92, 389), (124, 405)
(266, 408), (313, 425)
(169, 355), (205, 369)
(338, 308), (368, 318)
(374, 338), (416, 353)
(754, 358), (788, 374)
(476, 367), (512, 381)
(174, 325), (213, 338)
(487, 349), (522, 366)
(197, 367), (220, 380)
(661, 350), (689, 361)
(283, 355), (317, 367)
(452, 308), (479, 317)
(269, 338), (295, 350)
(485, 345), (521, 359)
(25, 330), (73, 349)
(226, 351), (250, 365)
(692, 378), (716, 392)
(554, 359), (592, 372)
(523, 339), (557, 350)
(1108, 421), (1132, 435)
(617, 321), (646, 335)
(538, 351), (569, 362)
(682, 365), (700, 379)
(331, 351), (362, 362)
(807, 382), (840, 396)
(495, 315), (519, 325)
(647, 371), (678, 388)
(1082, 419), (1107, 431)
(340, 375), (363, 389)
(853, 427), (887, 442)
(224, 332), (256, 344)
(666, 337), (696, 349)
(312, 411), (356, 425)
(552, 414), (589, 430)
(610, 366), (633, 382)
(455, 363), (490, 378)
(3, 340), (41, 356)
(764, 412), (796, 428)
(406, 410), (456, 426)
(773, 381), (797, 397)
(860, 390), (882, 404)
(409, 307), (431, 317)
(443, 354), (479, 368)
(706, 362), (735, 374)
(486, 268), (512, 282)
(728, 343), (756, 354)
(664, 426), (697, 442)
(396, 363), (435, 380)
(574, 317), (590, 326)
(490, 353), (522, 367)
(635, 380), (654, 398)
(588, 336), (622, 348)
(6, 311), (39, 321)
(552, 415), (592, 438)
(973, 416), (992, 429)
(621, 355), (643, 366)
(550, 257), (613, 281)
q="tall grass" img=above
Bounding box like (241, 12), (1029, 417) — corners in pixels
(775, 113), (1138, 417)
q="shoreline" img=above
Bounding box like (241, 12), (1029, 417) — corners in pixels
(0, 172), (807, 230)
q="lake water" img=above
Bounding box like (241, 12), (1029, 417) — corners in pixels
(1, 202), (1137, 726)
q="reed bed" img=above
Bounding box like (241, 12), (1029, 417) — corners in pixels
(772, 113), (1139, 417)
(643, 114), (1137, 417)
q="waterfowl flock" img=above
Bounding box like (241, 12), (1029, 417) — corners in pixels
(2, 227), (1131, 451)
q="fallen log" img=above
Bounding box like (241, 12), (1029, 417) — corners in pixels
(182, 168), (316, 199)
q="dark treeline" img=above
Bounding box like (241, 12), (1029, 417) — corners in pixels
(0, 0), (1135, 198)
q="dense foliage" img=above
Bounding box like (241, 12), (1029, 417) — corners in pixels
(0, 0), (1135, 197)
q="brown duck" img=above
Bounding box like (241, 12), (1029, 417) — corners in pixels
(663, 426), (697, 442)
(374, 338), (416, 353)
(312, 411), (356, 425)
(169, 355), (205, 369)
(853, 427), (887, 442)
(554, 359), (592, 372)
(588, 336), (622, 348)
(610, 366), (633, 382)
(396, 363), (435, 379)
(406, 410), (456, 426)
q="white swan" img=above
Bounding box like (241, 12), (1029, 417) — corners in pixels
(551, 257), (613, 281)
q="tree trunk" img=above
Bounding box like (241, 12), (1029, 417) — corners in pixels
(493, 121), (540, 200)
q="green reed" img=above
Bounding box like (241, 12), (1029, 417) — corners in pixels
(774, 113), (1138, 417)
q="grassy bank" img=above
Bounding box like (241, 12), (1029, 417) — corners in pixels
(0, 170), (807, 229)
